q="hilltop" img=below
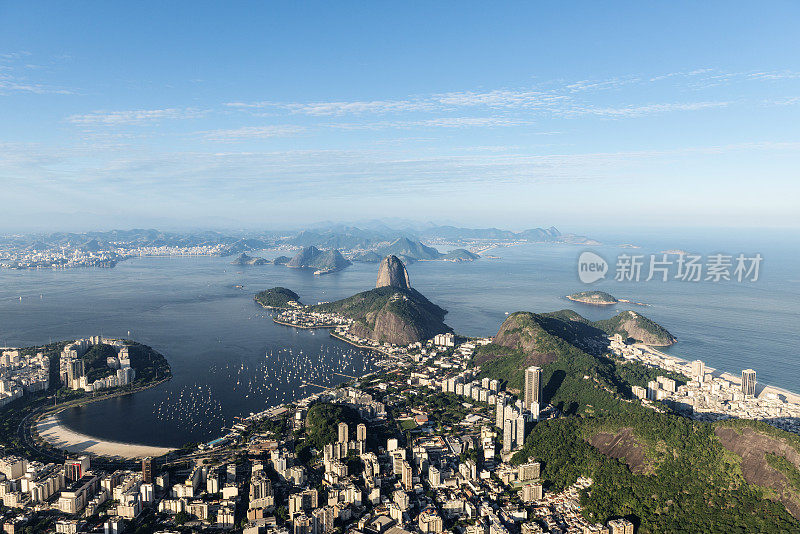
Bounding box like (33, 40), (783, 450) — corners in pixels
(593, 310), (677, 346)
(373, 237), (443, 263)
(287, 246), (351, 273)
(255, 287), (302, 309)
(310, 286), (450, 345)
(442, 248), (480, 262)
(230, 252), (269, 266)
(376, 255), (411, 289)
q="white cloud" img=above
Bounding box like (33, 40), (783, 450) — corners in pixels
(67, 108), (206, 125)
(328, 116), (538, 130)
(225, 99), (434, 115)
(0, 51), (75, 95)
(201, 125), (306, 141)
(562, 101), (731, 118)
(0, 79), (74, 95)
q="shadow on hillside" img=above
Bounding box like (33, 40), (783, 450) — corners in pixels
(543, 370), (565, 406)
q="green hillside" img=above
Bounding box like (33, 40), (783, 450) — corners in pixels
(475, 311), (799, 532)
(309, 286), (450, 345)
(255, 287), (301, 308)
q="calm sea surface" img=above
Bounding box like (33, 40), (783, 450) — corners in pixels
(0, 230), (798, 447)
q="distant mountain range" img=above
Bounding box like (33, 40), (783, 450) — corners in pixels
(0, 223), (598, 258)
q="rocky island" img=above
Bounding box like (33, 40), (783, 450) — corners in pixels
(230, 252), (269, 266)
(567, 290), (619, 305)
(286, 246), (352, 274)
(254, 287), (302, 309)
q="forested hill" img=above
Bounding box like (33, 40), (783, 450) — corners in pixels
(309, 286), (451, 345)
(474, 310), (800, 532)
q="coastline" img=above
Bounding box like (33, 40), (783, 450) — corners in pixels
(18, 376), (174, 461)
(565, 295), (616, 306)
(329, 331), (397, 359)
(271, 317), (339, 329)
(35, 413), (174, 459)
(640, 344), (800, 403)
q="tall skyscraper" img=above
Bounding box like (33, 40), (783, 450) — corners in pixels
(401, 460), (413, 489)
(524, 366), (542, 410)
(428, 465), (440, 487)
(337, 422), (348, 444)
(742, 369), (757, 397)
(67, 359), (85, 385)
(692, 360), (705, 383)
(142, 457), (153, 484)
(356, 423), (367, 442)
(502, 417), (514, 452)
(515, 414), (526, 448)
(496, 393), (510, 429)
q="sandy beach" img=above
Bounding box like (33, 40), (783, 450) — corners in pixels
(35, 414), (175, 459)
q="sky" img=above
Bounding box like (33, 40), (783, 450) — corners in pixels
(1, 1), (799, 232)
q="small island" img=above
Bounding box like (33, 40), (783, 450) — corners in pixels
(286, 246), (352, 274)
(230, 252), (269, 266)
(442, 248), (481, 262)
(255, 287), (302, 309)
(567, 290), (619, 305)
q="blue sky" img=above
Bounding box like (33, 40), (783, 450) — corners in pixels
(1, 2), (799, 231)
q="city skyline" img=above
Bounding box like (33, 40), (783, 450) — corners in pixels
(1, 2), (800, 230)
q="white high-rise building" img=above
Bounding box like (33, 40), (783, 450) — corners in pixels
(515, 414), (526, 448)
(502, 418), (514, 452)
(530, 401), (540, 421)
(524, 366), (542, 410)
(428, 465), (441, 487)
(692, 360), (705, 383)
(338, 422), (348, 444)
(742, 369), (757, 397)
(647, 380), (659, 401)
(496, 394), (510, 429)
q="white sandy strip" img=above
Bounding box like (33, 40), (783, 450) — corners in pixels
(35, 414), (175, 459)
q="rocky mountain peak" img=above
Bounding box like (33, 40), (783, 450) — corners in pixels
(376, 255), (411, 289)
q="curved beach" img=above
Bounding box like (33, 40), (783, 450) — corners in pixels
(35, 414), (174, 459)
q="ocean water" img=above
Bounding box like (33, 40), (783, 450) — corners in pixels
(0, 230), (798, 447)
